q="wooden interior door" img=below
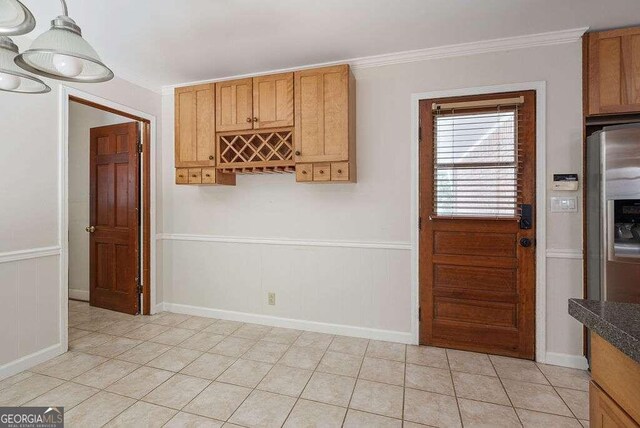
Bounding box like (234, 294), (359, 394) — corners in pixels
(216, 78), (253, 132)
(419, 91), (536, 359)
(174, 84), (215, 167)
(253, 73), (294, 129)
(89, 122), (140, 315)
(294, 65), (350, 163)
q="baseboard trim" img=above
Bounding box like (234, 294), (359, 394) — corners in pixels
(543, 352), (589, 370)
(68, 289), (89, 302)
(162, 302), (415, 344)
(0, 343), (65, 381)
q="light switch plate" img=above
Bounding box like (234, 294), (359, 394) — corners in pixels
(550, 196), (578, 213)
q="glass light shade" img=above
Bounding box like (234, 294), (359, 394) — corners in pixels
(0, 36), (50, 93)
(14, 16), (113, 83)
(0, 0), (35, 36)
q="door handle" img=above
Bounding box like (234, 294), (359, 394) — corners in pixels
(519, 237), (533, 248)
(85, 226), (95, 233)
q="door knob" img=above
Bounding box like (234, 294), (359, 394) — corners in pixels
(519, 237), (532, 248)
(85, 226), (96, 233)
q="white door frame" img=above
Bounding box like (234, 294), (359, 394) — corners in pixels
(58, 85), (158, 352)
(410, 81), (547, 363)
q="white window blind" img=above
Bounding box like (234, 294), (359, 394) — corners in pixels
(432, 99), (524, 218)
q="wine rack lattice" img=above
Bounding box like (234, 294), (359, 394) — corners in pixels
(217, 128), (295, 174)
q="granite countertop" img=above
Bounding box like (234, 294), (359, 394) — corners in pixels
(569, 298), (640, 364)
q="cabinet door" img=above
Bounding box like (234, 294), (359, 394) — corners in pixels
(253, 73), (294, 129)
(175, 84), (215, 167)
(590, 382), (639, 428)
(294, 65), (350, 163)
(588, 28), (640, 115)
(216, 78), (253, 132)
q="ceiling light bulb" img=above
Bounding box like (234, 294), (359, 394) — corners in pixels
(0, 71), (20, 90)
(52, 53), (83, 77)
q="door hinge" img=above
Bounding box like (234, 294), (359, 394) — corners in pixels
(418, 126), (422, 142)
(419, 306), (422, 322)
(418, 216), (422, 231)
(136, 277), (142, 294)
(137, 141), (143, 154)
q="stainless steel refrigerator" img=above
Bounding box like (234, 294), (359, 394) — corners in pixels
(587, 124), (640, 304)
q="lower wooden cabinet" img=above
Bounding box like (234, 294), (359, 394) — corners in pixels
(175, 168), (236, 186)
(295, 161), (354, 183)
(590, 382), (639, 428)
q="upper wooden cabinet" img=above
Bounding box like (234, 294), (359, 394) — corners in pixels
(174, 84), (216, 167)
(586, 27), (640, 116)
(294, 65), (354, 164)
(216, 73), (294, 131)
(253, 73), (294, 129)
(216, 78), (253, 132)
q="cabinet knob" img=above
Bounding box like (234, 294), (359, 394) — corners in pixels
(295, 151), (301, 156)
(253, 117), (258, 122)
(209, 155), (214, 160)
(302, 170), (307, 175)
(205, 174), (211, 177)
(319, 170), (324, 174)
(246, 117), (252, 123)
(337, 169), (342, 174)
(192, 174), (197, 177)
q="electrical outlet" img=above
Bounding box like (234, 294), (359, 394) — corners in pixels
(268, 292), (276, 306)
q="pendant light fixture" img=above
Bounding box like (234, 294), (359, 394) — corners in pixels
(0, 0), (35, 36)
(14, 0), (113, 83)
(0, 36), (49, 93)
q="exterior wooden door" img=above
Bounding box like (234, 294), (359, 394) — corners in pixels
(253, 73), (294, 129)
(294, 65), (350, 163)
(89, 122), (140, 315)
(216, 78), (253, 132)
(174, 84), (216, 167)
(419, 91), (536, 359)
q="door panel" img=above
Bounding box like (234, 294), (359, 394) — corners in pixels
(419, 91), (536, 359)
(253, 73), (294, 129)
(216, 78), (253, 132)
(90, 122), (140, 315)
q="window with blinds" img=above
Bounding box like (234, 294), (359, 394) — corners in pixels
(432, 97), (523, 218)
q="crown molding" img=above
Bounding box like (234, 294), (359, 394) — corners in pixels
(161, 26), (588, 95)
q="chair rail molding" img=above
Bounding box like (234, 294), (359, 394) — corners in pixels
(0, 246), (61, 264)
(156, 233), (412, 251)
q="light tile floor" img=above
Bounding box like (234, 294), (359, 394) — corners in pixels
(0, 300), (592, 427)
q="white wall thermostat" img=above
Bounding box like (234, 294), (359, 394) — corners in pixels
(553, 174), (579, 191)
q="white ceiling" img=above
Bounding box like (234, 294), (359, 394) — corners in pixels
(16, 0), (640, 92)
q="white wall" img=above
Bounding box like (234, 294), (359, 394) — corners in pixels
(67, 103), (129, 301)
(0, 35), (162, 378)
(160, 41), (586, 363)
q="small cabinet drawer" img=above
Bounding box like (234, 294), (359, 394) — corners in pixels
(176, 168), (189, 184)
(331, 162), (349, 181)
(202, 168), (216, 184)
(313, 163), (331, 182)
(188, 168), (202, 184)
(296, 164), (313, 182)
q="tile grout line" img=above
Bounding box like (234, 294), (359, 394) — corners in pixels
(339, 339), (370, 426)
(444, 349), (465, 427)
(487, 355), (524, 427)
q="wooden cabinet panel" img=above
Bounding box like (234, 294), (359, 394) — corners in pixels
(590, 382), (639, 428)
(253, 73), (294, 129)
(202, 167), (216, 184)
(331, 162), (349, 181)
(216, 78), (253, 132)
(175, 84), (216, 167)
(295, 164), (313, 182)
(587, 27), (640, 115)
(295, 65), (351, 163)
(313, 163), (331, 182)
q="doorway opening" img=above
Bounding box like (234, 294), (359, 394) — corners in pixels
(418, 90), (537, 359)
(67, 96), (151, 315)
